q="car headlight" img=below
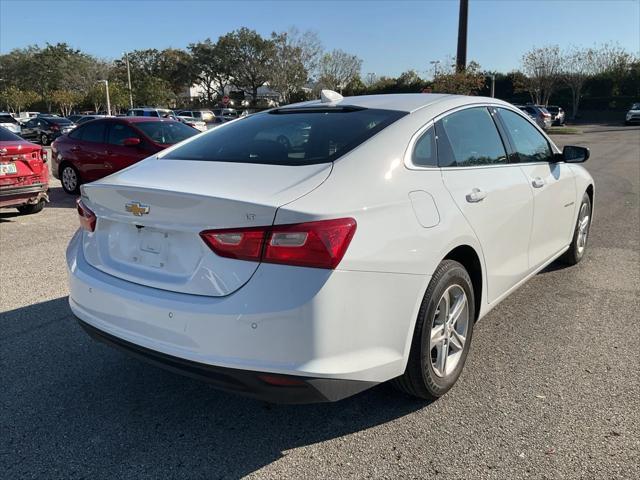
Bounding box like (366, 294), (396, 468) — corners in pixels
(627, 113), (633, 120)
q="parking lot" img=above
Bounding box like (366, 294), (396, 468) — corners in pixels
(1, 125), (639, 479)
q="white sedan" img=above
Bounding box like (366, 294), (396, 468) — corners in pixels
(67, 91), (594, 403)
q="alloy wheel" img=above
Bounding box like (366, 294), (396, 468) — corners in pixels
(429, 284), (469, 378)
(576, 202), (590, 255)
(62, 166), (78, 193)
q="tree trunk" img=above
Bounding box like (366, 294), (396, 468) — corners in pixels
(252, 86), (258, 105)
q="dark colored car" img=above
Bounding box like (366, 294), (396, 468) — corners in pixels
(67, 115), (84, 123)
(21, 116), (75, 145)
(51, 117), (198, 194)
(0, 127), (49, 214)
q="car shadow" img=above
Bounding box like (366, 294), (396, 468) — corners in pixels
(46, 185), (78, 209)
(2, 297), (428, 478)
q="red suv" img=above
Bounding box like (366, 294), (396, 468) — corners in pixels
(0, 126), (49, 215)
(51, 117), (198, 194)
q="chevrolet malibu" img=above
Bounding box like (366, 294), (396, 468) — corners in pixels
(67, 92), (594, 403)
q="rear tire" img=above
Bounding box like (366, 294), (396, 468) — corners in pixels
(559, 192), (592, 265)
(60, 163), (80, 194)
(393, 260), (475, 400)
(40, 133), (50, 146)
(17, 199), (46, 215)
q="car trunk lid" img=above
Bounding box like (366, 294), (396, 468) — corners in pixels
(80, 158), (332, 296)
(0, 141), (45, 184)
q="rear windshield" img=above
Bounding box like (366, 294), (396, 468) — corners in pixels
(163, 108), (407, 165)
(136, 121), (198, 145)
(0, 126), (22, 141)
(0, 115), (18, 124)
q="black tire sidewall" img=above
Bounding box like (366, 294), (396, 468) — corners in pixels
(418, 262), (475, 396)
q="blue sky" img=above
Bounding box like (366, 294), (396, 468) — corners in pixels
(1, 0), (639, 76)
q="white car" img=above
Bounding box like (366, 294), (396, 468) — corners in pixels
(67, 91), (594, 403)
(0, 112), (22, 134)
(625, 102), (640, 125)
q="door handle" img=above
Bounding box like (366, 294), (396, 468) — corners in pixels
(466, 187), (487, 203)
(532, 177), (545, 188)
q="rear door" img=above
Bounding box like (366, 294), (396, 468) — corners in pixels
(21, 119), (39, 141)
(73, 121), (109, 181)
(438, 106), (534, 303)
(496, 107), (576, 269)
(104, 122), (149, 173)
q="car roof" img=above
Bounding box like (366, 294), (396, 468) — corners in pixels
(115, 117), (179, 123)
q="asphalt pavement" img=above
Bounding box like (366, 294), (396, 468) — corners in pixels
(1, 125), (639, 479)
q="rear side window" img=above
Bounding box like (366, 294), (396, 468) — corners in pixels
(79, 121), (106, 143)
(163, 108), (407, 165)
(136, 121), (197, 144)
(498, 108), (553, 163)
(107, 123), (140, 145)
(412, 127), (437, 167)
(436, 107), (507, 167)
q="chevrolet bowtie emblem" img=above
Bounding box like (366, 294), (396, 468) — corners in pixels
(125, 202), (150, 216)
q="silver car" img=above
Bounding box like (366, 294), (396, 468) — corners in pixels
(516, 105), (552, 130)
(0, 112), (21, 135)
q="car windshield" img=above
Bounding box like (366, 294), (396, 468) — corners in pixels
(0, 126), (22, 141)
(631, 103), (640, 110)
(136, 121), (197, 144)
(162, 108), (407, 166)
(0, 115), (18, 124)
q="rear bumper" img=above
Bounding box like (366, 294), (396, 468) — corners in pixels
(0, 182), (48, 207)
(67, 229), (428, 400)
(77, 317), (375, 404)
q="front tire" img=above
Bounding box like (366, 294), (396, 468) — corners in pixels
(560, 192), (592, 265)
(60, 163), (80, 194)
(17, 199), (46, 215)
(393, 260), (475, 400)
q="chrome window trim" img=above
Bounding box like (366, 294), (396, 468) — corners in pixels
(405, 102), (561, 171)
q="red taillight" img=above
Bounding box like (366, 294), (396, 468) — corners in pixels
(199, 227), (266, 262)
(200, 218), (357, 269)
(77, 199), (96, 232)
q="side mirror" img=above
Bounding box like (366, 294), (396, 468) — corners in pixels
(123, 137), (141, 147)
(562, 145), (589, 163)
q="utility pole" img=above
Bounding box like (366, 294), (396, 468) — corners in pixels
(490, 74), (496, 97)
(97, 80), (111, 116)
(456, 0), (469, 73)
(429, 60), (441, 78)
(124, 52), (133, 109)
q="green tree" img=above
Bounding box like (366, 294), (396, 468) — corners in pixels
(269, 31), (308, 104)
(50, 89), (83, 116)
(432, 61), (486, 95)
(317, 49), (362, 93)
(188, 39), (233, 104)
(221, 28), (275, 104)
(0, 86), (39, 113)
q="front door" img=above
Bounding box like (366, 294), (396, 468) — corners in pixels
(496, 108), (576, 270)
(437, 107), (534, 303)
(104, 122), (147, 173)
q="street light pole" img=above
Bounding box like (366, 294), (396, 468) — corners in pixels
(429, 60), (441, 78)
(97, 80), (111, 116)
(490, 74), (496, 98)
(124, 52), (133, 109)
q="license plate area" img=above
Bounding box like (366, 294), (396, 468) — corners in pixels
(136, 229), (168, 268)
(0, 162), (17, 175)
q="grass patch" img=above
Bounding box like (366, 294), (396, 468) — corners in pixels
(548, 127), (581, 134)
